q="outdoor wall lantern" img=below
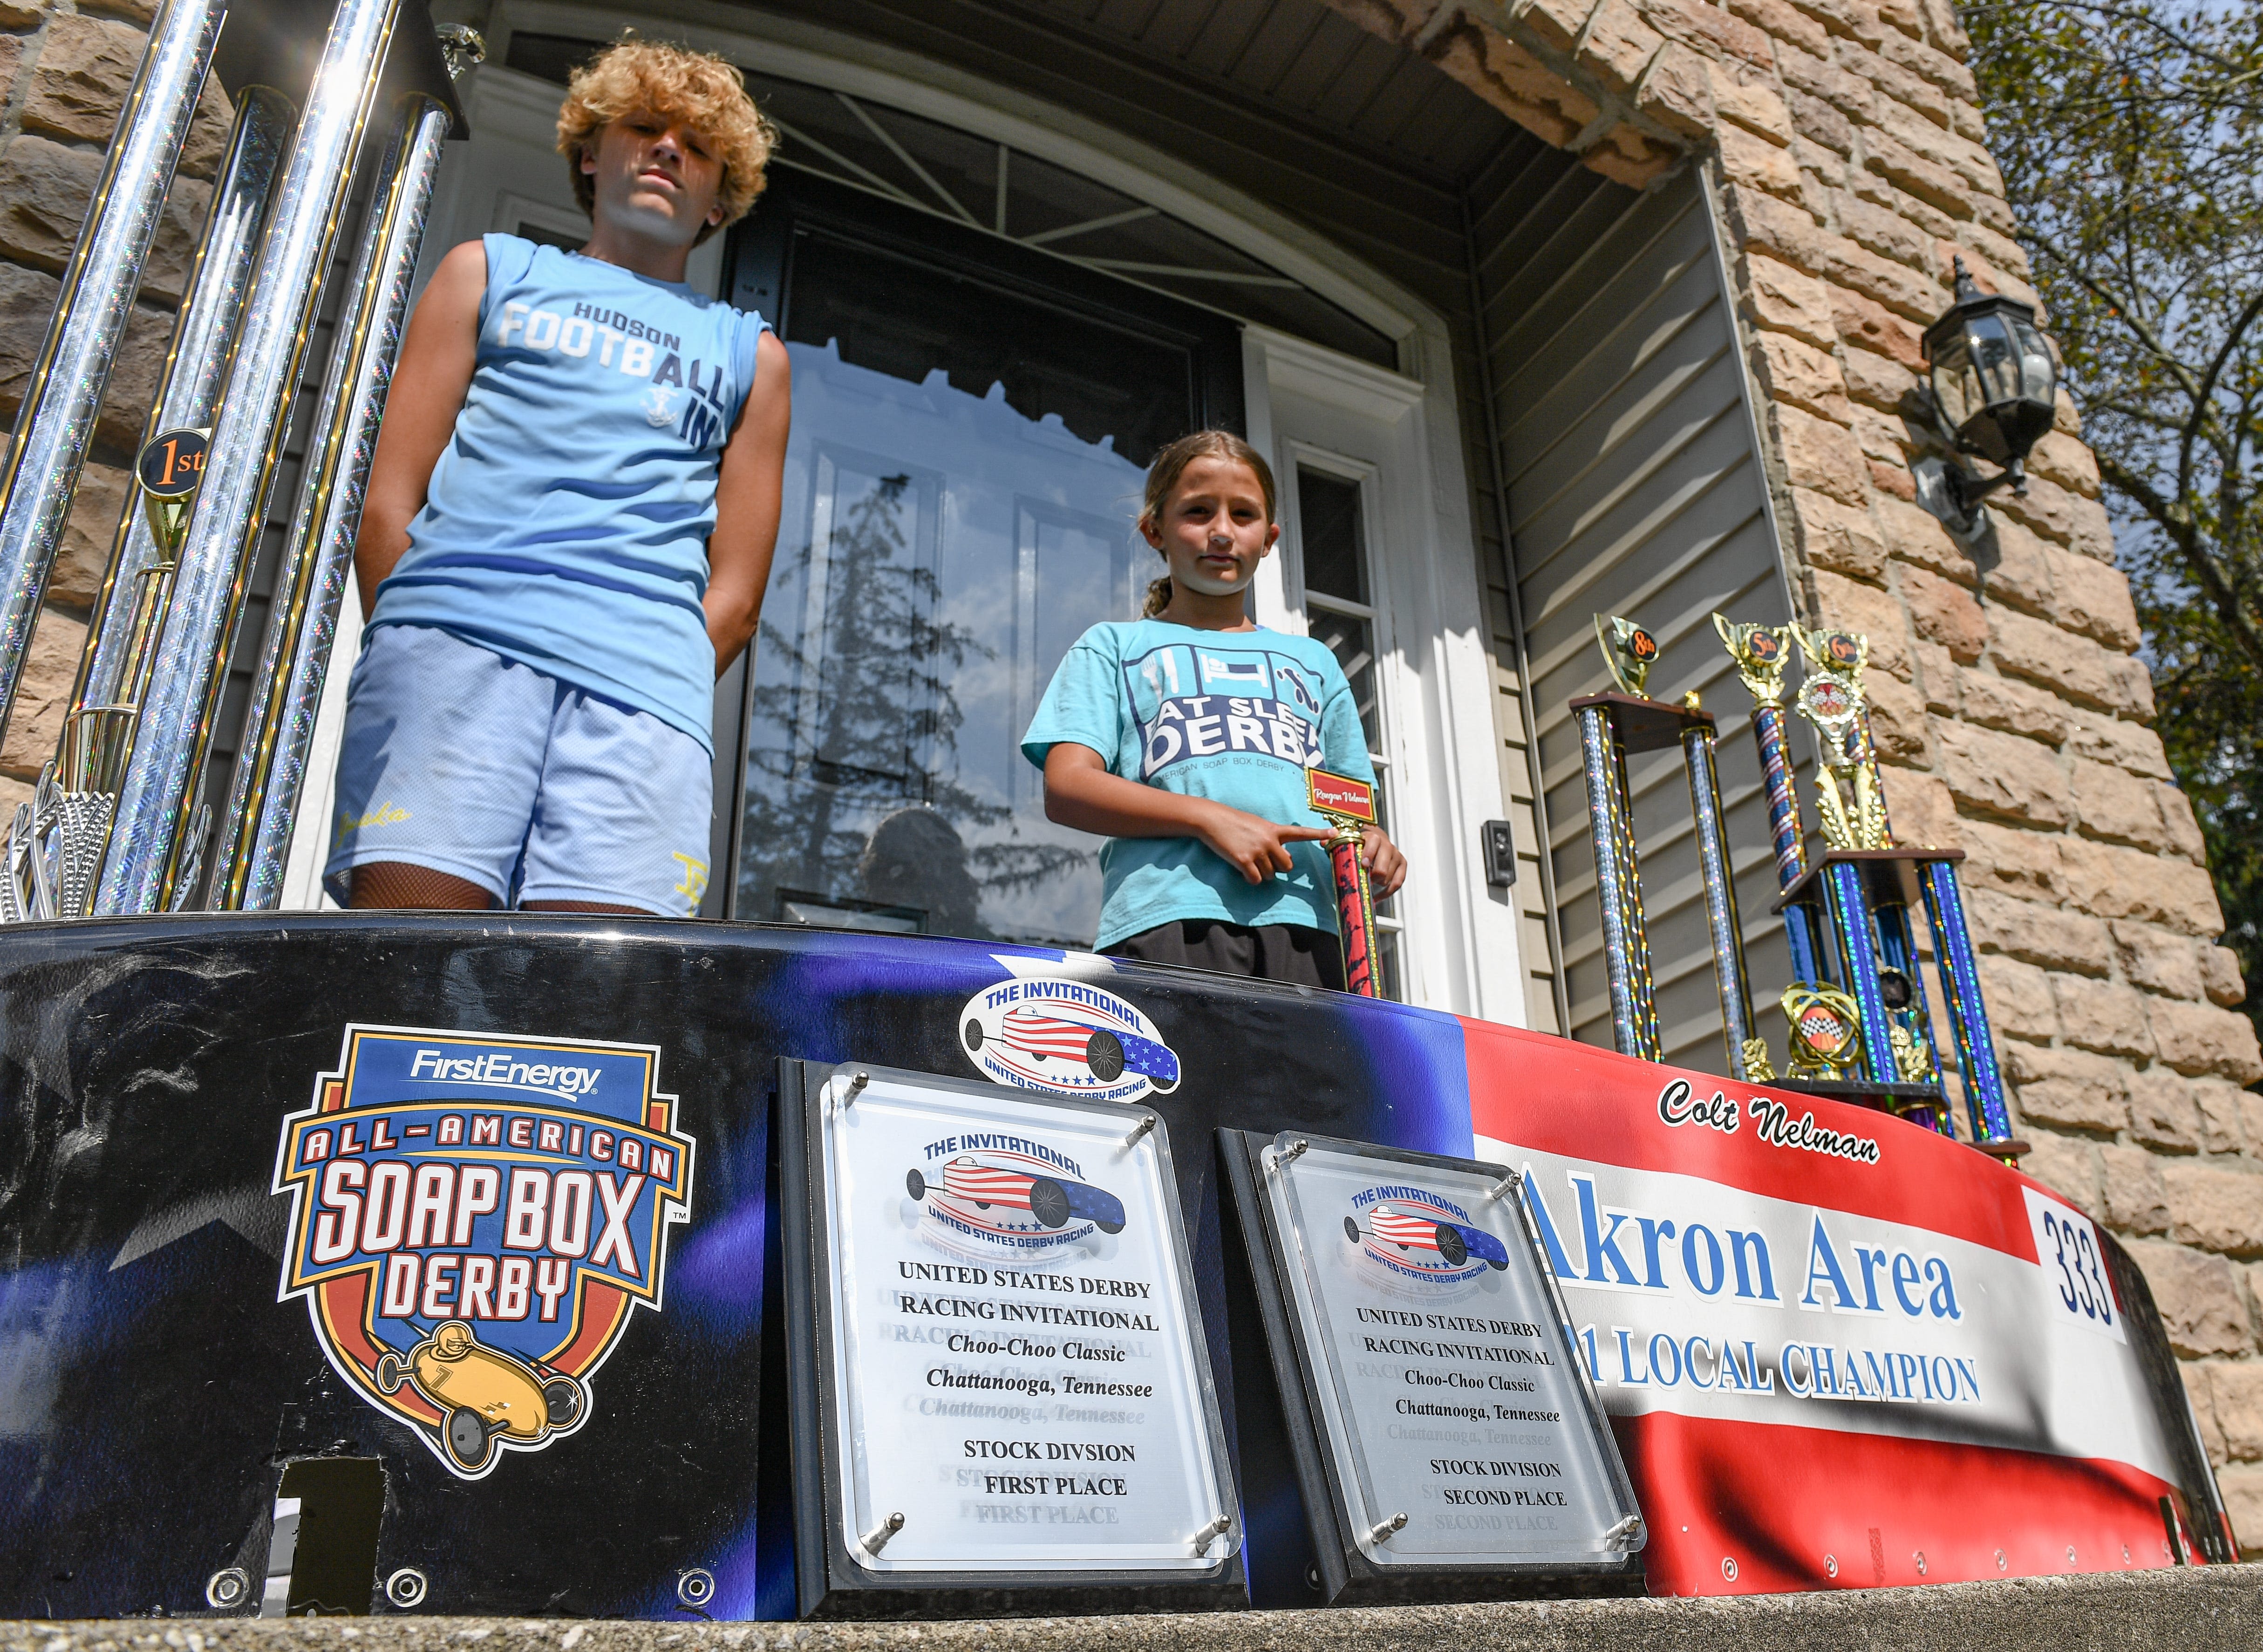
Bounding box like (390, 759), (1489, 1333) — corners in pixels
(1913, 257), (2061, 539)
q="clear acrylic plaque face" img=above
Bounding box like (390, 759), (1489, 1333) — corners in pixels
(818, 1067), (1236, 1571)
(1263, 1134), (1642, 1565)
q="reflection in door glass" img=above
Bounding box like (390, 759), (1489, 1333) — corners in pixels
(739, 342), (1152, 947)
(1296, 465), (1401, 1000)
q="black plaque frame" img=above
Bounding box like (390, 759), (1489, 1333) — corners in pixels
(1220, 1128), (1647, 1606)
(777, 1058), (1245, 1620)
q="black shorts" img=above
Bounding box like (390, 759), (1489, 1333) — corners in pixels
(1105, 919), (1347, 993)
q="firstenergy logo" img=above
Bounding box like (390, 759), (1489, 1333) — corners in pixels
(409, 1047), (600, 1104)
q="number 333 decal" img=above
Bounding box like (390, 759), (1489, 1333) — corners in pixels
(2021, 1187), (2125, 1343)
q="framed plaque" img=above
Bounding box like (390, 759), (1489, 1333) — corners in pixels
(1221, 1129), (1645, 1604)
(777, 1060), (1242, 1618)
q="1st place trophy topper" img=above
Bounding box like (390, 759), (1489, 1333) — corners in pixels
(776, 1059), (1242, 1618)
(1220, 1130), (1643, 1604)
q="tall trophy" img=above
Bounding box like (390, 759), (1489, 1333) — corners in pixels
(1571, 614), (1763, 1080)
(1713, 614), (2023, 1157)
(4, 428), (206, 922)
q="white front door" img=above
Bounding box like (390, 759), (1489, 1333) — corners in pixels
(1247, 328), (1524, 1022)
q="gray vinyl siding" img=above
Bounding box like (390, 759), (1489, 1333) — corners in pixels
(1472, 155), (1804, 1075)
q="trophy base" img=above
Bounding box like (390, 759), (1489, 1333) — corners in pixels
(1772, 1077), (1944, 1110)
(1770, 846), (1967, 915)
(1975, 1136), (2032, 1160)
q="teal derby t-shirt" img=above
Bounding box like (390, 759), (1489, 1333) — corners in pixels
(367, 235), (770, 755)
(1022, 620), (1376, 949)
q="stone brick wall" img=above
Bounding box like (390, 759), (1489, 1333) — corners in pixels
(1336, 0), (2263, 1552)
(0, 0), (230, 811)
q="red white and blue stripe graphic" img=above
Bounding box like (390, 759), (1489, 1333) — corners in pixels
(941, 1155), (1036, 1212)
(1001, 1007), (1097, 1064)
(1369, 1204), (1449, 1251)
(1357, 1196), (1470, 1273)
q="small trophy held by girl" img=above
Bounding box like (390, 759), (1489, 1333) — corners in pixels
(1022, 431), (1406, 990)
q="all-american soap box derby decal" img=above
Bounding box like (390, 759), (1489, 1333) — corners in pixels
(1454, 1015), (2218, 1594)
(273, 1025), (695, 1478)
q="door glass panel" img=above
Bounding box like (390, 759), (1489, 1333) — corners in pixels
(1297, 469), (1369, 605)
(738, 230), (1180, 948)
(1308, 608), (1379, 751)
(1295, 464), (1401, 1000)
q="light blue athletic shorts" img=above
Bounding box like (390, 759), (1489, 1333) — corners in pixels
(323, 624), (714, 914)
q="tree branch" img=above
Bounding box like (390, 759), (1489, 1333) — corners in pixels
(2097, 452), (2263, 673)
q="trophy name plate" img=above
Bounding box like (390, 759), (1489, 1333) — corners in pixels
(778, 1060), (1241, 1618)
(1222, 1130), (1643, 1604)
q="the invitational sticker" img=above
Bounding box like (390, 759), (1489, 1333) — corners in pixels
(906, 1133), (1127, 1254)
(1345, 1183), (1509, 1283)
(273, 1025), (694, 1478)
(959, 977), (1179, 1103)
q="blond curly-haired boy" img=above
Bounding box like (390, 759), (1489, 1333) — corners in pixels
(331, 38), (791, 916)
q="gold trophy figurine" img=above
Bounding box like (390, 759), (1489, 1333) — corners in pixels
(1791, 627), (1890, 852)
(1713, 616), (1791, 707)
(1593, 613), (1660, 697)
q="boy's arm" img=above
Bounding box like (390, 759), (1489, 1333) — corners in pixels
(1043, 743), (1334, 886)
(706, 328), (791, 677)
(354, 240), (486, 614)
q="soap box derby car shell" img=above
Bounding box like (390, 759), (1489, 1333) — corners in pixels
(375, 1319), (587, 1473)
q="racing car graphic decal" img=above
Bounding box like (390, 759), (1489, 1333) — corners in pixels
(907, 1150), (1126, 1238)
(374, 1320), (586, 1473)
(959, 977), (1179, 1102)
(1345, 1195), (1509, 1274)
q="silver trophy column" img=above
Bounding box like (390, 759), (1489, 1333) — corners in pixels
(0, 0), (228, 738)
(211, 41), (472, 910)
(70, 87), (295, 724)
(1573, 701), (1663, 1063)
(96, 0), (411, 915)
(1680, 712), (1760, 1080)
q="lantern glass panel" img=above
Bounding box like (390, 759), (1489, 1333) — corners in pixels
(1967, 311), (2021, 408)
(1930, 330), (1983, 435)
(2011, 312), (2056, 403)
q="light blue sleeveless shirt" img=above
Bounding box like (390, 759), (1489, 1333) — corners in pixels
(368, 235), (769, 753)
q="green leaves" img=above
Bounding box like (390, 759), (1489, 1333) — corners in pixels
(1971, 0), (2263, 1026)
